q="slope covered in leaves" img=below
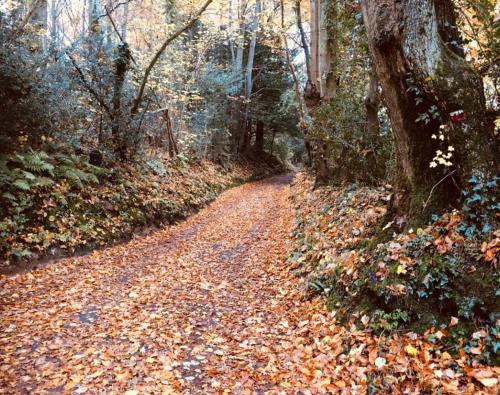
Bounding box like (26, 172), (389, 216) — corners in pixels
(285, 172), (499, 391)
(1, 174), (498, 393)
(0, 148), (282, 270)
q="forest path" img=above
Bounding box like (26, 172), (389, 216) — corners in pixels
(0, 174), (309, 393)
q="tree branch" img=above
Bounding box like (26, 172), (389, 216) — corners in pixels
(130, 0), (213, 116)
(66, 53), (112, 117)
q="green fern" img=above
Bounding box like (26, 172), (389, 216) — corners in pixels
(13, 179), (31, 191)
(21, 170), (36, 180)
(15, 151), (54, 174)
(33, 176), (54, 188)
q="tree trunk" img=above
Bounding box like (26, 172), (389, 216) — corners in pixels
(121, 0), (129, 41)
(294, 0), (311, 85)
(231, 1), (247, 154)
(305, 0), (321, 108)
(361, 0), (499, 223)
(111, 43), (131, 159)
(309, 0), (320, 90)
(364, 65), (380, 139)
(240, 0), (260, 153)
(319, 0), (337, 100)
(49, 0), (57, 49)
(255, 120), (264, 152)
(241, 116), (252, 152)
(163, 109), (178, 157)
(228, 0), (235, 64)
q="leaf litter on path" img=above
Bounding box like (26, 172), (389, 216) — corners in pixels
(0, 174), (498, 394)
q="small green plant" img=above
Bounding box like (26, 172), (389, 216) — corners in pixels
(458, 175), (499, 239)
(369, 309), (410, 332)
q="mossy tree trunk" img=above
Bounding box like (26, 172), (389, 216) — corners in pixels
(361, 0), (499, 224)
(111, 43), (131, 160)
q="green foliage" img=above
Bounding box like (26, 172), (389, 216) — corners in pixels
(311, 87), (392, 184)
(369, 309), (410, 332)
(0, 146), (277, 265)
(0, 26), (51, 153)
(290, 173), (499, 362)
(307, 0), (392, 184)
(457, 176), (499, 239)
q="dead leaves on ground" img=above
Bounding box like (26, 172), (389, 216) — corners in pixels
(0, 174), (498, 394)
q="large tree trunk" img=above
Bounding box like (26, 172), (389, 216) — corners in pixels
(309, 0), (320, 90)
(230, 0), (247, 154)
(306, 0), (338, 184)
(361, 0), (499, 223)
(319, 0), (337, 100)
(305, 0), (321, 108)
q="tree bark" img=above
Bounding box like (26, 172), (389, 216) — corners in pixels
(361, 0), (499, 223)
(319, 0), (337, 100)
(309, 0), (320, 90)
(294, 0), (311, 85)
(305, 0), (321, 108)
(255, 120), (264, 152)
(49, 0), (57, 49)
(111, 43), (131, 159)
(239, 0), (260, 153)
(121, 0), (129, 41)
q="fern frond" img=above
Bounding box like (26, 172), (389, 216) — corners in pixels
(13, 179), (31, 191)
(33, 176), (54, 188)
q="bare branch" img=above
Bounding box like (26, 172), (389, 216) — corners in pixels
(66, 53), (112, 117)
(130, 0), (214, 116)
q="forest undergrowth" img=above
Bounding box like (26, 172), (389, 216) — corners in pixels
(0, 147), (283, 271)
(286, 172), (499, 390)
(2, 174), (497, 393)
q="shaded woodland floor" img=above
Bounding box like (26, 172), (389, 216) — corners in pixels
(1, 175), (498, 394)
(0, 174), (305, 393)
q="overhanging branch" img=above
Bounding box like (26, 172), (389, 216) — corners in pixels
(130, 0), (213, 116)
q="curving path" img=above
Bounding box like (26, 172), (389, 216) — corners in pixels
(0, 175), (308, 394)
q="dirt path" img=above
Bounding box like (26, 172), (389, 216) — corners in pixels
(0, 175), (308, 393)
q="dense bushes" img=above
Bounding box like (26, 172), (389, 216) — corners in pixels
(289, 173), (499, 364)
(310, 85), (392, 185)
(0, 27), (51, 153)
